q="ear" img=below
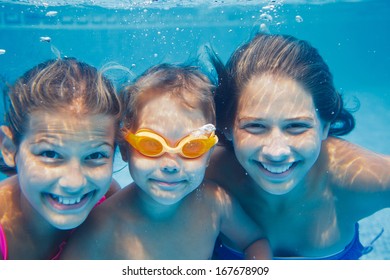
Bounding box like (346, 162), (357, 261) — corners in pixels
(0, 126), (17, 167)
(118, 142), (129, 163)
(321, 122), (331, 140)
(223, 128), (233, 141)
(205, 146), (216, 167)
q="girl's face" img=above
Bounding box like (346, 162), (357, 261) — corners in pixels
(231, 74), (329, 195)
(15, 110), (116, 229)
(126, 93), (212, 206)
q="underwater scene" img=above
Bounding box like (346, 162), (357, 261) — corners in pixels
(0, 0), (389, 259)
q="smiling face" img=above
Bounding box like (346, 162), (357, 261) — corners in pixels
(15, 110), (116, 229)
(231, 74), (329, 195)
(126, 93), (212, 206)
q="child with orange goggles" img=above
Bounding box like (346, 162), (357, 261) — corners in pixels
(60, 63), (272, 260)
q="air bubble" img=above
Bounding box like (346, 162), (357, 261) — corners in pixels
(295, 15), (303, 23)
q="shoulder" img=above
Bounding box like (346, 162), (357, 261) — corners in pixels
(197, 179), (238, 213)
(322, 137), (390, 176)
(323, 136), (388, 159)
(322, 137), (390, 191)
(0, 176), (19, 216)
(199, 179), (230, 197)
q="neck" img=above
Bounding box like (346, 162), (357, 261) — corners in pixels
(244, 174), (310, 213)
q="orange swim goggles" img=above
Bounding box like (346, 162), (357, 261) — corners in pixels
(124, 124), (218, 159)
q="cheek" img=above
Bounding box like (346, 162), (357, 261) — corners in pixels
(184, 159), (208, 185)
(293, 133), (323, 158)
(91, 164), (114, 185)
(232, 131), (257, 157)
(17, 158), (52, 187)
(128, 154), (155, 175)
(186, 158), (208, 173)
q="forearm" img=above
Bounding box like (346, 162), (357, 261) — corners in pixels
(244, 238), (272, 260)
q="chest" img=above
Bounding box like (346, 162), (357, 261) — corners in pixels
(112, 202), (221, 259)
(242, 192), (353, 257)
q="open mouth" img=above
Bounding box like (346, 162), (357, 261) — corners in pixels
(257, 161), (297, 179)
(45, 191), (95, 211)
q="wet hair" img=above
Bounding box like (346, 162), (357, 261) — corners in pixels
(209, 33), (355, 145)
(3, 57), (122, 147)
(120, 63), (216, 132)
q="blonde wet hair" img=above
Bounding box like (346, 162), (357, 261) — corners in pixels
(120, 63), (216, 133)
(4, 57), (121, 146)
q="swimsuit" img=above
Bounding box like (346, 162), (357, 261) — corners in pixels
(213, 223), (383, 260)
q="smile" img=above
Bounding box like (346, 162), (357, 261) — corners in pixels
(50, 194), (87, 205)
(45, 191), (95, 210)
(261, 162), (294, 174)
(257, 161), (297, 179)
(150, 179), (185, 190)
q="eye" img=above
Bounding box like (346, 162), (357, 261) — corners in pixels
(85, 152), (108, 160)
(285, 123), (312, 135)
(241, 122), (268, 134)
(84, 151), (112, 167)
(36, 150), (63, 163)
(40, 150), (61, 159)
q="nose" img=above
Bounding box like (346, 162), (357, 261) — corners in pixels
(262, 129), (291, 161)
(160, 154), (181, 174)
(58, 159), (87, 192)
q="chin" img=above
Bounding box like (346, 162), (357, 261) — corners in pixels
(50, 215), (87, 230)
(260, 182), (296, 196)
(154, 197), (182, 206)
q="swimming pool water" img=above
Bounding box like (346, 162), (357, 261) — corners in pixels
(0, 0), (389, 259)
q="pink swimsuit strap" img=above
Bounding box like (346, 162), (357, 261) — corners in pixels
(0, 223), (7, 260)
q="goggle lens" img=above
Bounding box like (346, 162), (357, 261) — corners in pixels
(137, 137), (164, 157)
(182, 140), (207, 158)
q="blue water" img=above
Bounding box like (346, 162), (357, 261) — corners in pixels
(0, 0), (389, 259)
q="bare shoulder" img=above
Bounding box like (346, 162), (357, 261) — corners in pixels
(323, 137), (390, 191)
(198, 179), (237, 211)
(71, 184), (138, 234)
(0, 176), (18, 216)
(324, 137), (389, 160)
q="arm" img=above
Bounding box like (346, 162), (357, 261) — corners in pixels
(244, 239), (272, 260)
(216, 185), (272, 260)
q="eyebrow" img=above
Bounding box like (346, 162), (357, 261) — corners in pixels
(237, 117), (265, 123)
(237, 116), (315, 122)
(284, 117), (315, 122)
(31, 138), (114, 149)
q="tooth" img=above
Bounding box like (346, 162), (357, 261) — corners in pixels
(51, 195), (83, 205)
(262, 163), (292, 174)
